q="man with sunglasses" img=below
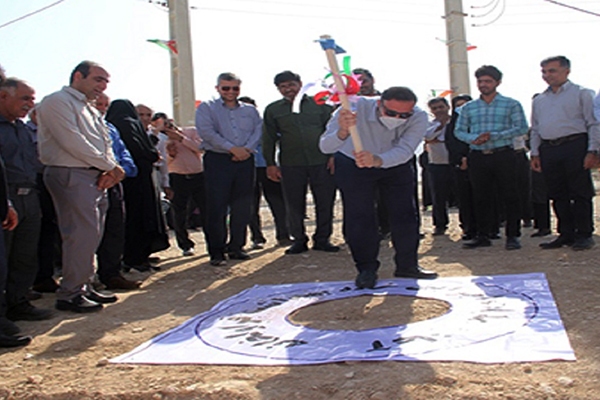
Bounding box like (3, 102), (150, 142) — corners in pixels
(320, 86), (438, 289)
(196, 73), (262, 266)
(455, 65), (529, 251)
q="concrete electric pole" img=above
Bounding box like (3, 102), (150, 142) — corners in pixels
(444, 0), (471, 97)
(167, 0), (196, 126)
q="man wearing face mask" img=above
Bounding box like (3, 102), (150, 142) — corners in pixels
(320, 86), (438, 289)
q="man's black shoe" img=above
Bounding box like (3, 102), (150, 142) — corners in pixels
(540, 236), (574, 249)
(277, 238), (294, 247)
(56, 295), (103, 313)
(6, 302), (54, 321)
(26, 290), (42, 301)
(32, 278), (59, 293)
(505, 236), (522, 250)
(531, 228), (551, 238)
(461, 233), (476, 241)
(489, 232), (501, 240)
(285, 242), (309, 254)
(572, 237), (594, 251)
(462, 236), (492, 249)
(394, 266), (438, 280)
(0, 317), (20, 336)
(432, 228), (446, 236)
(0, 333), (31, 348)
(312, 242), (340, 252)
(86, 289), (118, 304)
(227, 250), (251, 260)
(355, 270), (378, 289)
(209, 257), (226, 266)
(123, 262), (160, 273)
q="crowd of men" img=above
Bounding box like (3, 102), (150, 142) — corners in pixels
(0, 54), (599, 348)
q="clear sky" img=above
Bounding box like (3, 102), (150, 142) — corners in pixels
(1, 0), (599, 122)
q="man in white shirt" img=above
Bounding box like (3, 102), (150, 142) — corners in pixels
(37, 61), (125, 313)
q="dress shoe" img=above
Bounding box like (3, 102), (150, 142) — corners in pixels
(85, 289), (118, 304)
(0, 333), (31, 348)
(6, 302), (54, 321)
(147, 256), (161, 264)
(0, 317), (20, 336)
(505, 236), (522, 250)
(312, 242), (340, 252)
(461, 233), (476, 241)
(209, 257), (227, 266)
(56, 295), (103, 313)
(432, 228), (446, 236)
(123, 262), (160, 272)
(182, 248), (195, 257)
(285, 242), (309, 254)
(250, 241), (265, 250)
(531, 228), (551, 238)
(32, 278), (59, 293)
(522, 220), (533, 228)
(227, 250), (251, 260)
(277, 238), (294, 247)
(355, 270), (378, 289)
(104, 275), (142, 290)
(489, 232), (501, 240)
(462, 236), (492, 249)
(394, 266), (438, 280)
(26, 290), (42, 301)
(572, 237), (594, 251)
(540, 236), (574, 249)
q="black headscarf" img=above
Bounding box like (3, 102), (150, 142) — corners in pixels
(105, 99), (159, 167)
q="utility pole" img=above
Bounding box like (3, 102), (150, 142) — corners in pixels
(444, 0), (471, 96)
(168, 0), (196, 126)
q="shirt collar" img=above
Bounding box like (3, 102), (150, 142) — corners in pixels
(63, 85), (89, 103)
(0, 114), (25, 126)
(544, 80), (572, 94)
(218, 97), (239, 108)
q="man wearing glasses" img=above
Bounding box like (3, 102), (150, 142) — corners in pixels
(196, 73), (262, 266)
(455, 65), (529, 251)
(320, 86), (438, 289)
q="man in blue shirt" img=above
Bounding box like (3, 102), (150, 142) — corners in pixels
(196, 73), (262, 266)
(321, 86), (438, 289)
(0, 78), (54, 322)
(455, 65), (529, 250)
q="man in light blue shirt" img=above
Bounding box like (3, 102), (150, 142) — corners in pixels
(321, 86), (438, 289)
(455, 65), (528, 251)
(531, 56), (600, 251)
(196, 73), (262, 266)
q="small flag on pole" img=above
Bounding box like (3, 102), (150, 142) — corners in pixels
(147, 39), (178, 54)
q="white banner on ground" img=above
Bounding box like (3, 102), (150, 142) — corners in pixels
(111, 273), (575, 365)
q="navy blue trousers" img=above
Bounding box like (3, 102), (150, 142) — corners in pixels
(335, 153), (419, 274)
(203, 151), (254, 258)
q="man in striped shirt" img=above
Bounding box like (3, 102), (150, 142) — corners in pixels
(455, 65), (529, 250)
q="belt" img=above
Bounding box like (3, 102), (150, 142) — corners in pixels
(173, 172), (202, 179)
(541, 132), (587, 146)
(8, 186), (35, 195)
(470, 145), (513, 155)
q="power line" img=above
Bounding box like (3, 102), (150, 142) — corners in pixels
(186, 5), (439, 25)
(541, 0), (600, 16)
(0, 0), (67, 30)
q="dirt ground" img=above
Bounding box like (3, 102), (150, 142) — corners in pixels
(1, 188), (600, 400)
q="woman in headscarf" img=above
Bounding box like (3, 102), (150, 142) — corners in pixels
(105, 100), (169, 271)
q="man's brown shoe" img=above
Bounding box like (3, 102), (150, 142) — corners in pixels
(104, 275), (142, 290)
